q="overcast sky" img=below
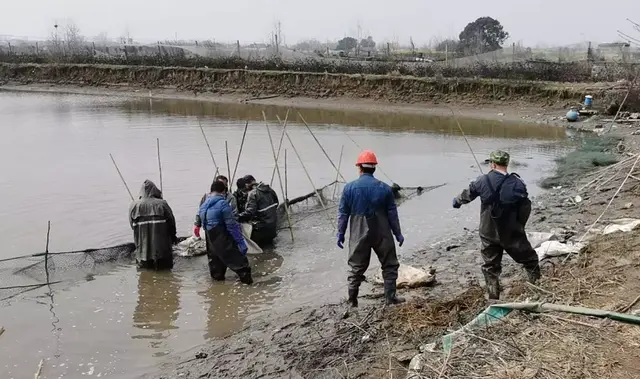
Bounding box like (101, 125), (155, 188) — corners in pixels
(2, 0), (639, 46)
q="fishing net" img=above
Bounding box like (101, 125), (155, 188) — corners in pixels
(0, 243), (136, 302)
(0, 181), (444, 302)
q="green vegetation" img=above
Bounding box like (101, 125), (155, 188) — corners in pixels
(540, 136), (621, 189)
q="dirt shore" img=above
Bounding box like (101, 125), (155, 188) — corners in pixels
(1, 62), (636, 119)
(0, 82), (574, 129)
(139, 122), (640, 379)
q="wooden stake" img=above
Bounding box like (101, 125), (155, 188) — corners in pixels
(269, 110), (290, 186)
(298, 112), (346, 182)
(263, 111), (295, 241)
(35, 359), (44, 379)
(156, 138), (163, 193)
(198, 119), (219, 177)
(284, 149), (288, 201)
(332, 145), (345, 200)
(45, 221), (51, 284)
(285, 130), (335, 230)
(225, 140), (231, 182)
(231, 121), (249, 186)
(109, 153), (134, 201)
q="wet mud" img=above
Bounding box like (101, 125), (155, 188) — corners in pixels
(147, 122), (640, 379)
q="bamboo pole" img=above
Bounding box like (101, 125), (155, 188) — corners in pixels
(225, 140), (231, 182)
(332, 145), (345, 200)
(109, 153), (134, 201)
(44, 221), (51, 284)
(285, 130), (335, 230)
(269, 110), (291, 186)
(156, 138), (163, 193)
(198, 119), (219, 177)
(298, 112), (346, 182)
(263, 111), (295, 241)
(449, 108), (483, 174)
(284, 149), (288, 201)
(231, 121), (249, 186)
(35, 359), (44, 379)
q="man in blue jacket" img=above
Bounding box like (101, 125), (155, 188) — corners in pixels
(337, 150), (405, 307)
(199, 180), (253, 285)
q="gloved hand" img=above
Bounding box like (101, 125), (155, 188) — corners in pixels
(238, 242), (248, 256)
(337, 233), (345, 249)
(193, 226), (201, 238)
(396, 234), (405, 247)
(452, 197), (462, 209)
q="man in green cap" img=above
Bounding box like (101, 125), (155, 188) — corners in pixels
(452, 150), (540, 300)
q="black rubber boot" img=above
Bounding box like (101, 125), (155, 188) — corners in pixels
(483, 272), (500, 300)
(238, 270), (254, 285)
(384, 280), (406, 306)
(526, 265), (541, 284)
(348, 288), (359, 308)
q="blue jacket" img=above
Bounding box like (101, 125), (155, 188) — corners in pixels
(337, 174), (402, 237)
(198, 194), (246, 247)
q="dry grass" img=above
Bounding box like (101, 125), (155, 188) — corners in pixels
(413, 229), (640, 379)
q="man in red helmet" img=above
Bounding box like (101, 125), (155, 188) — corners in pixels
(337, 150), (405, 307)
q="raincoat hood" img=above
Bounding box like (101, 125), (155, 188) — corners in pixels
(139, 180), (162, 200)
(255, 182), (272, 193)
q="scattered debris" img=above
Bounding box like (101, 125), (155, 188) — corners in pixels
(374, 264), (436, 289)
(602, 218), (640, 235)
(195, 352), (208, 359)
(535, 240), (584, 260)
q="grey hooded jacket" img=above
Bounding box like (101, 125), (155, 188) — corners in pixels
(129, 180), (177, 263)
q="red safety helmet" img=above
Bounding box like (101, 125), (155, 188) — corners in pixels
(356, 150), (378, 167)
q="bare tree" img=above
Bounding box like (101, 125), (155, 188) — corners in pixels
(64, 20), (85, 53)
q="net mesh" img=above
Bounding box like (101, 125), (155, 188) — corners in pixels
(0, 181), (441, 302)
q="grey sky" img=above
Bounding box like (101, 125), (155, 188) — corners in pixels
(2, 0), (638, 46)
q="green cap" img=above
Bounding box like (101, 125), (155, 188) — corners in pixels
(489, 150), (510, 166)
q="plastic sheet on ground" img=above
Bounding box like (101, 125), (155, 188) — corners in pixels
(527, 232), (556, 249)
(373, 264), (436, 289)
(535, 240), (584, 261)
(602, 218), (640, 235)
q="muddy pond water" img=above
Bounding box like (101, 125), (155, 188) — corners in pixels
(0, 91), (569, 379)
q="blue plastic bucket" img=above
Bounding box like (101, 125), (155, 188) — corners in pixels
(585, 95), (593, 107)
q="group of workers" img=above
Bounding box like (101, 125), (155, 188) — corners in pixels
(128, 174), (279, 285)
(128, 147), (541, 304)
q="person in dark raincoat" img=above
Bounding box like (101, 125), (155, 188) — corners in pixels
(237, 175), (279, 247)
(194, 175), (237, 238)
(337, 150), (405, 307)
(199, 180), (253, 284)
(233, 177), (249, 215)
(129, 180), (177, 270)
(453, 150), (540, 300)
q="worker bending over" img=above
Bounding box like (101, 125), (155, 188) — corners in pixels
(453, 150), (541, 300)
(199, 180), (253, 284)
(238, 175), (279, 247)
(337, 150), (405, 307)
(129, 180), (177, 270)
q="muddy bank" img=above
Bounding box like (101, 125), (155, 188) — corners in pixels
(0, 63), (634, 110)
(146, 123), (640, 379)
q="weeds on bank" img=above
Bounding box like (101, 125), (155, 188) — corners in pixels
(540, 136), (620, 189)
